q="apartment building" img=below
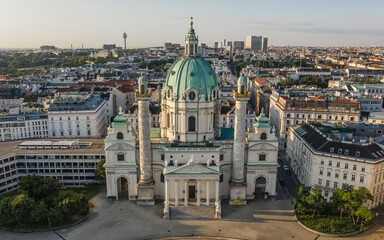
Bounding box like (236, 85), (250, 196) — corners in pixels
(0, 113), (48, 141)
(269, 91), (361, 149)
(287, 123), (384, 208)
(48, 94), (108, 138)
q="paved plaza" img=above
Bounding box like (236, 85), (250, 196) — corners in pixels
(0, 189), (383, 240)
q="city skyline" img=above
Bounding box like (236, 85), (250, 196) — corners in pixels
(1, 0), (384, 49)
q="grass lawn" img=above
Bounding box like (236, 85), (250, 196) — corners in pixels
(61, 184), (105, 200)
(299, 215), (373, 234)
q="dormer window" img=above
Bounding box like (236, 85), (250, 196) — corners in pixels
(260, 132), (267, 140)
(338, 148), (343, 154)
(330, 147), (334, 153)
(189, 91), (196, 101)
(355, 151), (360, 157)
(116, 132), (124, 139)
(344, 149), (349, 155)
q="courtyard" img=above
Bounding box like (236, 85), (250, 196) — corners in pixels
(0, 189), (383, 240)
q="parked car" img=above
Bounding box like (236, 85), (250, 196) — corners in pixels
(283, 165), (289, 171)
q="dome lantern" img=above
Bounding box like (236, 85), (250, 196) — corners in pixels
(185, 17), (198, 57)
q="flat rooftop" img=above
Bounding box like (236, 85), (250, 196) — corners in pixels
(0, 138), (105, 157)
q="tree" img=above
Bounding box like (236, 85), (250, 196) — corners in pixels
(331, 188), (348, 218)
(292, 185), (312, 215)
(278, 77), (296, 87)
(11, 194), (36, 226)
(19, 174), (46, 201)
(96, 158), (106, 183)
(306, 187), (325, 217)
(139, 60), (147, 69)
(355, 206), (373, 230)
(31, 201), (50, 226)
(343, 187), (373, 224)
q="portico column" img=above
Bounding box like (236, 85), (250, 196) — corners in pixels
(184, 179), (188, 206)
(165, 179), (169, 203)
(175, 179), (179, 206)
(206, 180), (210, 206)
(215, 179), (219, 203)
(197, 180), (200, 206)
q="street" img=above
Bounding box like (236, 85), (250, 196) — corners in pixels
(276, 150), (301, 200)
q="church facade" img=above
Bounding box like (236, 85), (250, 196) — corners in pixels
(104, 19), (279, 217)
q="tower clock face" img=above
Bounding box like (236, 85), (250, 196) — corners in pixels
(189, 91), (196, 100)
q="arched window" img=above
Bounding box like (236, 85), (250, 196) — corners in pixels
(240, 85), (245, 94)
(116, 132), (124, 139)
(260, 132), (267, 140)
(140, 84), (144, 93)
(188, 116), (196, 132)
(189, 44), (193, 55)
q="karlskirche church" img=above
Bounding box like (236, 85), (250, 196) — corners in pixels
(104, 19), (278, 218)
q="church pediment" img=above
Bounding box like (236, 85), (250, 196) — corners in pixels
(105, 143), (135, 151)
(165, 162), (220, 175)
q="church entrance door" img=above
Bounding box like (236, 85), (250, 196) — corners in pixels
(255, 177), (267, 196)
(117, 177), (129, 200)
(189, 185), (196, 199)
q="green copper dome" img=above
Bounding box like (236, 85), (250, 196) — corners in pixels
(165, 57), (219, 100)
(254, 113), (271, 129)
(138, 75), (148, 82)
(238, 75), (247, 83)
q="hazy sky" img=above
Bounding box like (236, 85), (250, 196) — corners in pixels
(1, 0), (383, 49)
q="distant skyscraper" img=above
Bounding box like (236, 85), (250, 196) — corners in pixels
(103, 44), (116, 50)
(245, 36), (262, 50)
(123, 32), (127, 50)
(262, 37), (268, 52)
(214, 42), (219, 49)
(232, 41), (245, 50)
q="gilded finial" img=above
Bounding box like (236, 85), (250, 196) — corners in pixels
(190, 16), (193, 27)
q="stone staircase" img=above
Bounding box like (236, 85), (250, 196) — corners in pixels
(170, 205), (215, 220)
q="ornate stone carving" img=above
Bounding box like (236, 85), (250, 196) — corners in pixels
(232, 90), (251, 98)
(135, 90), (152, 98)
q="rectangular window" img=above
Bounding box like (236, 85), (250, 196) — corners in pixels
(336, 162), (340, 168)
(220, 154), (224, 161)
(345, 163), (349, 169)
(320, 169), (323, 175)
(318, 179), (322, 185)
(326, 180), (330, 187)
(320, 160), (324, 165)
(325, 191), (329, 197)
(360, 176), (364, 183)
(353, 165), (357, 171)
(335, 173), (339, 179)
(343, 173), (347, 180)
(327, 171), (331, 177)
(329, 161), (332, 166)
(259, 154), (266, 161)
(334, 182), (338, 188)
(117, 154), (125, 161)
(362, 167), (365, 172)
(351, 175), (356, 181)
